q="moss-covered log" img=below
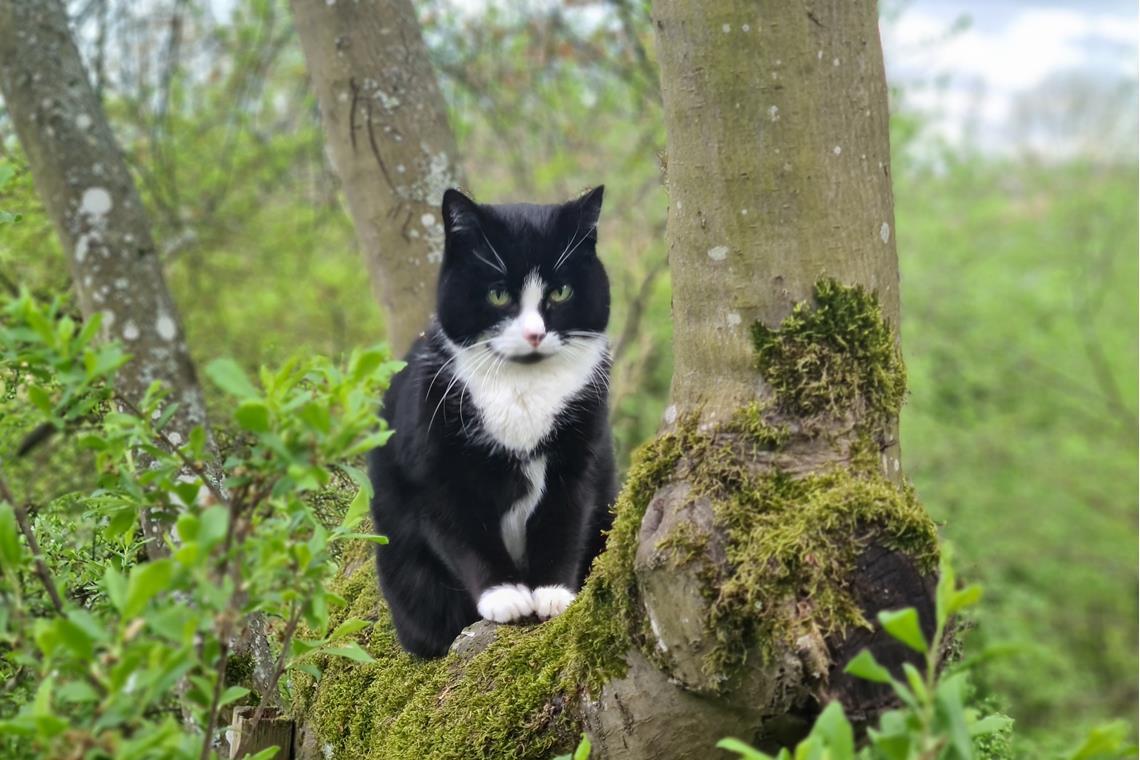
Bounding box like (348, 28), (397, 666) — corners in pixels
(291, 1), (938, 758)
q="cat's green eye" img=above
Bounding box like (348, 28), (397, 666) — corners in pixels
(549, 285), (573, 304)
(487, 288), (511, 307)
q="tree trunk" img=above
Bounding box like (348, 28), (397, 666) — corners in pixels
(290, 2), (937, 758)
(0, 0), (211, 553)
(289, 0), (466, 356)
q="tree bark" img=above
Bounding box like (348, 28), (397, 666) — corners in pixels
(290, 2), (937, 758)
(289, 0), (466, 357)
(658, 0), (900, 417)
(0, 0), (210, 552)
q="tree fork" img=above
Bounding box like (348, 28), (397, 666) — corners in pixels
(290, 0), (467, 356)
(291, 2), (936, 758)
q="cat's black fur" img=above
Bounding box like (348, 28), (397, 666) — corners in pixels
(368, 186), (616, 658)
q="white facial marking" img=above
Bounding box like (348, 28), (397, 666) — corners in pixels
(532, 585), (575, 619)
(493, 272), (547, 358)
(477, 584), (534, 623)
(501, 456), (547, 566)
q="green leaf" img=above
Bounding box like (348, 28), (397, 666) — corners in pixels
(1067, 722), (1136, 760)
(175, 512), (201, 543)
(843, 650), (894, 684)
(205, 358), (260, 399)
(235, 399), (271, 433)
(219, 685), (250, 708)
(715, 738), (773, 760)
(26, 385), (53, 413)
(811, 702), (854, 759)
(55, 617), (95, 659)
(324, 643), (374, 663)
(0, 502), (23, 569)
(188, 426), (208, 459)
(349, 347), (387, 382)
(933, 673), (973, 759)
(901, 662), (929, 704)
(243, 749), (280, 760)
(333, 532), (388, 545)
(329, 618), (371, 640)
(340, 485), (370, 531)
(878, 608), (928, 653)
(199, 505), (229, 549)
(573, 733), (592, 760)
(103, 565), (127, 613)
(947, 584), (983, 617)
(123, 559), (173, 618)
(56, 681), (101, 704)
(970, 714), (1013, 737)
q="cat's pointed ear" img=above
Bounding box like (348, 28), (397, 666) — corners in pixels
(442, 188), (480, 236)
(574, 185), (605, 236)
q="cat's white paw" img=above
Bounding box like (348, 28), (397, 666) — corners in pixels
(532, 585), (576, 620)
(477, 584), (534, 623)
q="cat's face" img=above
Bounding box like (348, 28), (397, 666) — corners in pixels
(436, 187), (610, 362)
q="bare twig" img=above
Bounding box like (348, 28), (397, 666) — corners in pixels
(250, 602), (301, 726)
(0, 463), (64, 614)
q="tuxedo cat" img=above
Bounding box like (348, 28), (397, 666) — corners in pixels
(368, 186), (616, 658)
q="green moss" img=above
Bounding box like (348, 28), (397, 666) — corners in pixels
(711, 455), (935, 679)
(291, 429), (687, 759)
(751, 279), (906, 421)
(655, 519), (711, 567)
(644, 419), (938, 687)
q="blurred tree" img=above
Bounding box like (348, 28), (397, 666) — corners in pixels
(0, 0), (212, 557)
(290, 0), (466, 355)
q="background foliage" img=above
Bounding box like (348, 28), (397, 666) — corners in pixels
(0, 0), (1135, 756)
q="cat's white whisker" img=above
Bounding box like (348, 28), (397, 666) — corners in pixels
(554, 223), (597, 270)
(479, 230), (508, 273)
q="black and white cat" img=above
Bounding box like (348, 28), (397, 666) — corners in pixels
(368, 186), (616, 658)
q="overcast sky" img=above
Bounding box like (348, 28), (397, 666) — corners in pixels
(882, 0), (1137, 154)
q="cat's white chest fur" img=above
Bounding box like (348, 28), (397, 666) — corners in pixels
(452, 337), (607, 455)
(501, 456), (546, 565)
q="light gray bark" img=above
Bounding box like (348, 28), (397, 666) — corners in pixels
(0, 0), (209, 551)
(289, 0), (466, 356)
(657, 0), (900, 417)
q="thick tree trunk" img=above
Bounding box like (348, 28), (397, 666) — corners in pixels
(289, 0), (466, 356)
(290, 2), (937, 758)
(0, 0), (211, 553)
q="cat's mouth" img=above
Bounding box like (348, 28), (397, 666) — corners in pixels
(504, 351), (549, 365)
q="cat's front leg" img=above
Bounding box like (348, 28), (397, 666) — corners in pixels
(523, 487), (593, 620)
(424, 526), (534, 624)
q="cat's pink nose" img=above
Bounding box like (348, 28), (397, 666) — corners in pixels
(524, 328), (545, 348)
